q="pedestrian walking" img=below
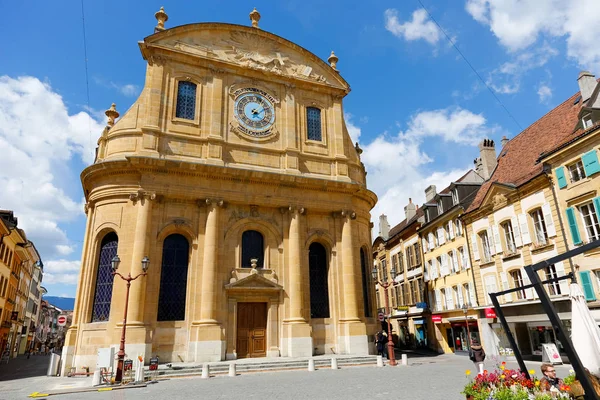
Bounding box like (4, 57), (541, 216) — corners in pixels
(469, 339), (485, 375)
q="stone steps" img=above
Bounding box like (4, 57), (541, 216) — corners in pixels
(149, 356), (379, 378)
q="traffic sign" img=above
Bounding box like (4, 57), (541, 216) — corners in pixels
(57, 315), (67, 326)
(377, 312), (385, 322)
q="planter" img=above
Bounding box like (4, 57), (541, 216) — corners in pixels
(466, 396), (473, 400)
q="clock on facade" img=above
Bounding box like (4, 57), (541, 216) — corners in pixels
(233, 88), (276, 137)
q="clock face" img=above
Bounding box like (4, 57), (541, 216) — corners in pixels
(234, 91), (276, 135)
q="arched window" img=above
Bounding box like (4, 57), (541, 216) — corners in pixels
(91, 232), (118, 322)
(241, 230), (264, 268)
(157, 234), (190, 321)
(360, 248), (372, 317)
(309, 242), (329, 318)
(175, 81), (197, 120)
(306, 107), (322, 141)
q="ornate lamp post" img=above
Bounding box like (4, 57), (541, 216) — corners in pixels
(372, 265), (397, 366)
(111, 255), (149, 383)
(462, 303), (471, 351)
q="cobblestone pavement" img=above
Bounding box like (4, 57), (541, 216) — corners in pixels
(0, 354), (573, 400)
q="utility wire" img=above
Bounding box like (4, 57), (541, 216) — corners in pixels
(81, 0), (94, 161)
(416, 0), (523, 132)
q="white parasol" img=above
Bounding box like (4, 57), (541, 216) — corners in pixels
(570, 283), (600, 376)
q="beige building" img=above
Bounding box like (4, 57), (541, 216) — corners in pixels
(420, 170), (483, 354)
(63, 7), (377, 372)
(539, 71), (600, 314)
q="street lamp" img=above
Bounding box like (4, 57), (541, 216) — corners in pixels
(111, 255), (149, 383)
(462, 303), (471, 351)
(371, 265), (397, 366)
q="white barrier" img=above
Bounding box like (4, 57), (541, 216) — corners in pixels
(401, 354), (408, 366)
(331, 357), (338, 370)
(229, 363), (236, 377)
(308, 358), (315, 372)
(202, 363), (210, 379)
(377, 355), (384, 367)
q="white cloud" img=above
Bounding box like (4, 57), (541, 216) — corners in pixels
(465, 0), (600, 71)
(384, 9), (441, 45)
(344, 113), (361, 143)
(41, 260), (81, 285)
(0, 75), (103, 262)
(537, 84), (553, 103)
(116, 83), (140, 97)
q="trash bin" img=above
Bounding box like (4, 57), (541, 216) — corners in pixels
(47, 353), (61, 376)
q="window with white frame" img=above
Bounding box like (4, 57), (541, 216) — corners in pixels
(510, 270), (526, 300)
(448, 251), (455, 273)
(479, 231), (492, 262)
(583, 114), (593, 129)
(579, 202), (600, 242)
(451, 188), (459, 205)
(484, 275), (497, 304)
(437, 200), (443, 214)
(568, 160), (586, 183)
(530, 208), (548, 245)
(381, 258), (387, 282)
(544, 264), (561, 295)
(456, 219), (463, 236)
(463, 283), (472, 306)
(502, 220), (517, 253)
(453, 285), (462, 308)
(458, 247), (465, 270)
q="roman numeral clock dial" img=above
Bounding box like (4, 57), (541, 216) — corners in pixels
(233, 88), (276, 137)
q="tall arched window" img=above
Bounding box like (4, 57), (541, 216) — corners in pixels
(309, 242), (329, 318)
(360, 248), (372, 317)
(157, 234), (190, 321)
(91, 232), (118, 322)
(241, 230), (264, 268)
(306, 107), (322, 141)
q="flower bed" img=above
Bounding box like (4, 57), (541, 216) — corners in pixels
(462, 362), (573, 399)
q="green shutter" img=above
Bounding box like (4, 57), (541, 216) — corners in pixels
(582, 150), (600, 176)
(555, 166), (568, 189)
(580, 271), (596, 301)
(566, 207), (582, 245)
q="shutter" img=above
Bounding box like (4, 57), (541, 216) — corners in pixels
(471, 233), (480, 261)
(593, 197), (600, 224)
(449, 221), (455, 239)
(492, 225), (503, 254)
(422, 238), (427, 254)
(468, 282), (477, 306)
(486, 227), (495, 255)
(463, 247), (471, 269)
(457, 219), (463, 236)
(428, 233), (434, 250)
(542, 203), (557, 238)
(441, 254), (449, 276)
(518, 214), (532, 245)
(457, 287), (464, 307)
(521, 268), (534, 299)
(554, 262), (569, 295)
(424, 261), (429, 282)
(452, 249), (459, 272)
(566, 207), (582, 245)
(511, 217), (522, 247)
(435, 289), (443, 311)
(580, 271), (597, 301)
(438, 227), (446, 245)
(582, 150), (600, 176)
(446, 288), (454, 310)
(500, 272), (513, 302)
(555, 166), (568, 189)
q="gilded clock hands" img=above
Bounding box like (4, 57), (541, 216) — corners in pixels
(250, 107), (265, 119)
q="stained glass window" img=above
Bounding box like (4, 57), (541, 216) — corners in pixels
(306, 107), (322, 141)
(175, 81), (197, 120)
(360, 248), (372, 317)
(157, 234), (190, 321)
(309, 242), (330, 318)
(241, 230), (264, 268)
(91, 232), (118, 322)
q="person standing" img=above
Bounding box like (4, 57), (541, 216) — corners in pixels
(376, 331), (385, 357)
(469, 339), (486, 375)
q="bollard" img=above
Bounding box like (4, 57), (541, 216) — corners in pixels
(377, 355), (383, 367)
(229, 363), (236, 377)
(202, 363), (210, 379)
(401, 354), (408, 366)
(308, 358), (315, 372)
(331, 357), (338, 370)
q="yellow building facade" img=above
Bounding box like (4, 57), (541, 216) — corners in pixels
(64, 8), (377, 372)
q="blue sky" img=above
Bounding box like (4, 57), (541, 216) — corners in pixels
(1, 0), (599, 297)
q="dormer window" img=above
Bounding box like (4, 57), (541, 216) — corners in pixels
(583, 114), (593, 129)
(451, 189), (459, 205)
(437, 200), (443, 214)
(425, 209), (430, 222)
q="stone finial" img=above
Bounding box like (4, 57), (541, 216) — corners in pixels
(328, 51), (339, 70)
(105, 103), (119, 127)
(249, 7), (261, 28)
(154, 6), (168, 32)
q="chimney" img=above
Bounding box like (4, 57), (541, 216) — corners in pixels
(578, 71), (597, 102)
(501, 135), (509, 148)
(379, 214), (390, 240)
(425, 185), (437, 202)
(404, 198), (416, 221)
(478, 139), (497, 180)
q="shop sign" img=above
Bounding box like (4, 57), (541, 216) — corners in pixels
(416, 302), (427, 309)
(431, 315), (442, 323)
(484, 308), (497, 318)
(413, 319), (424, 325)
(397, 306), (409, 311)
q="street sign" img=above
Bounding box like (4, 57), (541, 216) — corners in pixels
(57, 315), (67, 326)
(377, 312), (385, 322)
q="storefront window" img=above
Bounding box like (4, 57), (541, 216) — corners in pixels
(448, 322), (480, 352)
(492, 324), (514, 356)
(413, 319), (427, 348)
(528, 321), (571, 356)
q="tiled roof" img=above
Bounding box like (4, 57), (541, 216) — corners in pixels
(388, 207), (424, 238)
(466, 91), (583, 213)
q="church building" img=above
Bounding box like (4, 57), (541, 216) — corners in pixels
(62, 7), (377, 370)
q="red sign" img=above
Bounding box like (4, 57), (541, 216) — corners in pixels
(484, 308), (497, 318)
(57, 315), (67, 326)
(431, 315), (442, 323)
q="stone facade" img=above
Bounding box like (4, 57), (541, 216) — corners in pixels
(63, 8), (377, 372)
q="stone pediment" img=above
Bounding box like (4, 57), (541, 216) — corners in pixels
(140, 23), (349, 91)
(480, 182), (517, 211)
(225, 271), (283, 292)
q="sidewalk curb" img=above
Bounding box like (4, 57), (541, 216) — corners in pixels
(28, 383), (147, 397)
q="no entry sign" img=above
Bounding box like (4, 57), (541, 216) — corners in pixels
(377, 312), (385, 322)
(57, 315), (67, 326)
